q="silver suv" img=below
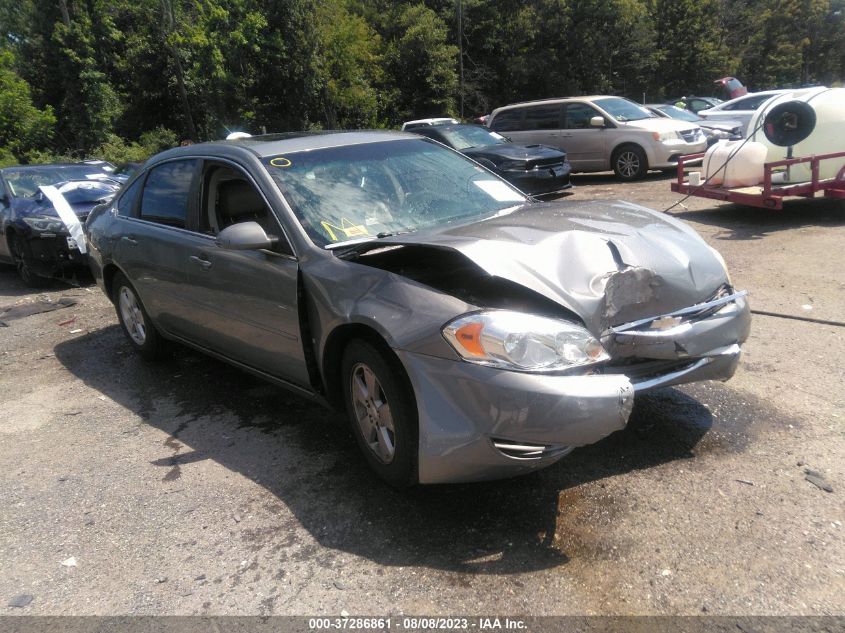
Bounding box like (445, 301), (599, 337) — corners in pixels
(488, 96), (707, 180)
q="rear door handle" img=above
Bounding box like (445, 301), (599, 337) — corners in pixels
(189, 255), (212, 270)
(121, 236), (138, 246)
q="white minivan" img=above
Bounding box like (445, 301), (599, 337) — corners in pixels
(487, 96), (707, 180)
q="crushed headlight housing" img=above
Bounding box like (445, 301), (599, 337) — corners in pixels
(22, 215), (67, 233)
(443, 310), (609, 372)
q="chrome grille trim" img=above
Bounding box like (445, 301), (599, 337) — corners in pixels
(491, 438), (572, 460)
(608, 290), (747, 335)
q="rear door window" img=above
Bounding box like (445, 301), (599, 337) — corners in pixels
(139, 160), (198, 229)
(490, 109), (523, 132)
(522, 104), (562, 130)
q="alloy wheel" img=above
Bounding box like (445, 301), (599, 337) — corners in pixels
(616, 150), (641, 179)
(350, 362), (396, 464)
(118, 286), (147, 346)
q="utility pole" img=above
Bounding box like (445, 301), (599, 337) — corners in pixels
(457, 0), (464, 119)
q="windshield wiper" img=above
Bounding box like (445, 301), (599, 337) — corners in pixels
(376, 228), (416, 239)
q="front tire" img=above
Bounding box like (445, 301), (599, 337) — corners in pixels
(10, 234), (49, 288)
(112, 272), (162, 360)
(612, 145), (648, 181)
(341, 339), (418, 487)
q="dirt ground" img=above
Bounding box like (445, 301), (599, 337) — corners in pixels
(1, 171), (843, 617)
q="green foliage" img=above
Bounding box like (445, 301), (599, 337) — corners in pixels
(381, 3), (459, 123)
(653, 0), (728, 98)
(0, 147), (19, 167)
(0, 0), (842, 161)
(93, 126), (178, 164)
(315, 0), (383, 128)
(0, 49), (56, 163)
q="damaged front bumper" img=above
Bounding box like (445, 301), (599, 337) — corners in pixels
(399, 290), (750, 484)
(396, 350), (635, 484)
(20, 231), (88, 276)
(503, 163), (573, 196)
(601, 290), (750, 391)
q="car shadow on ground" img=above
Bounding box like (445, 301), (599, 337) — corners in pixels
(53, 325), (738, 576)
(0, 267), (94, 299)
(570, 170), (678, 187)
(669, 197), (845, 240)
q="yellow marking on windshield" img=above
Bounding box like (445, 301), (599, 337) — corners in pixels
(270, 156), (292, 168)
(320, 218), (370, 242)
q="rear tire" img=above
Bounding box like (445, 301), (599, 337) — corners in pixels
(112, 272), (163, 360)
(341, 339), (418, 488)
(612, 145), (648, 181)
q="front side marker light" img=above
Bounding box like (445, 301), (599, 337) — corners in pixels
(454, 321), (485, 357)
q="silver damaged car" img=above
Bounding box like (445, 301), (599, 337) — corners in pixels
(84, 132), (751, 486)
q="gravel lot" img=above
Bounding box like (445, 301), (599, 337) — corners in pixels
(1, 171), (843, 616)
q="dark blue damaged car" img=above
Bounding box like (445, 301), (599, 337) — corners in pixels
(0, 163), (121, 286)
(407, 124), (572, 196)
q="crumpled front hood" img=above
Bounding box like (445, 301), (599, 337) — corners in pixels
(16, 180), (120, 219)
(357, 200), (728, 334)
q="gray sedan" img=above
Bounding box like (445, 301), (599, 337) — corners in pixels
(84, 131), (750, 486)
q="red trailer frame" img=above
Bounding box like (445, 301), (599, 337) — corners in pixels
(670, 150), (845, 210)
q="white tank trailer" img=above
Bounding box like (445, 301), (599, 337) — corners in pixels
(704, 87), (845, 186)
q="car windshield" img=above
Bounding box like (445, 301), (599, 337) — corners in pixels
(656, 105), (702, 122)
(264, 138), (527, 248)
(593, 97), (657, 122)
(439, 126), (507, 150)
(2, 165), (116, 198)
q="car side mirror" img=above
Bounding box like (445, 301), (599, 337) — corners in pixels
(0, 193), (8, 206)
(215, 221), (276, 250)
(590, 116), (606, 128)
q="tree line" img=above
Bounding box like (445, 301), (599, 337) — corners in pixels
(1, 0), (843, 165)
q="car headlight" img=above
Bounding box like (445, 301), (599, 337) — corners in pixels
(442, 310), (609, 372)
(22, 215), (67, 233)
(652, 131), (680, 141)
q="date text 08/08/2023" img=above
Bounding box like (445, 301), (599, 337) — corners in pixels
(307, 617), (528, 630)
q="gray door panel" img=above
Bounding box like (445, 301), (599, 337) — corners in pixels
(115, 219), (194, 335)
(181, 238), (309, 386)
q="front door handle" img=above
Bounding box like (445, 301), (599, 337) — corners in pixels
(121, 236), (138, 246)
(189, 255), (212, 270)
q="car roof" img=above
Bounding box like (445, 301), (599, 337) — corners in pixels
(149, 131), (416, 163)
(491, 95), (629, 114)
(401, 117), (459, 130)
(709, 89), (797, 109)
(414, 123), (483, 132)
(0, 162), (110, 173)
